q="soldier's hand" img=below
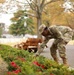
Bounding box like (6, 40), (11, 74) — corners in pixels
(33, 53), (40, 57)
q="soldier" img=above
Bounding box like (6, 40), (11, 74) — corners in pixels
(35, 24), (73, 67)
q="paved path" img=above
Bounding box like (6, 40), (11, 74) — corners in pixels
(40, 39), (74, 68)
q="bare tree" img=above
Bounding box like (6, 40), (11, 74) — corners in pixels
(0, 0), (74, 37)
(26, 0), (60, 37)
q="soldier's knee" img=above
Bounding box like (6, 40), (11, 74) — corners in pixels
(58, 44), (66, 51)
(51, 43), (57, 50)
(59, 53), (66, 58)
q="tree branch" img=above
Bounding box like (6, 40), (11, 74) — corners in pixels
(40, 0), (45, 7)
(24, 12), (37, 17)
(43, 0), (60, 7)
(26, 0), (36, 11)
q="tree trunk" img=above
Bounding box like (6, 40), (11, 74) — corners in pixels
(37, 14), (42, 38)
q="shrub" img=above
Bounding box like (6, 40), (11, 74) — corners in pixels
(0, 44), (74, 75)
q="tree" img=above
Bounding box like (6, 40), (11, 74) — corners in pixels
(26, 0), (69, 37)
(27, 0), (74, 33)
(43, 0), (74, 29)
(9, 10), (35, 36)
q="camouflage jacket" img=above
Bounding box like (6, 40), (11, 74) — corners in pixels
(39, 25), (73, 51)
(49, 25), (73, 40)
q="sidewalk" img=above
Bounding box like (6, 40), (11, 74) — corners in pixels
(40, 39), (74, 68)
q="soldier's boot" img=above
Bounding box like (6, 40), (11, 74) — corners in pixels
(62, 58), (69, 67)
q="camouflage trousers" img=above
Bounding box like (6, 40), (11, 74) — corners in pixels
(50, 39), (67, 60)
(36, 39), (67, 57)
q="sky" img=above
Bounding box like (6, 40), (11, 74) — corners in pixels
(0, 13), (13, 31)
(0, 14), (13, 25)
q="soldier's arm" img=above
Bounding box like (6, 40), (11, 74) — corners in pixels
(40, 37), (49, 48)
(35, 37), (49, 55)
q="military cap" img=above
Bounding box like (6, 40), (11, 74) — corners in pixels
(39, 24), (46, 34)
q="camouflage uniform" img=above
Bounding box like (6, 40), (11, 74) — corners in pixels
(36, 25), (73, 65)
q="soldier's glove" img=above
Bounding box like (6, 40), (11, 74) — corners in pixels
(34, 53), (40, 57)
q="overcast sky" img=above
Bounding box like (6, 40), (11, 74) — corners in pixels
(0, 13), (13, 31)
(0, 14), (13, 25)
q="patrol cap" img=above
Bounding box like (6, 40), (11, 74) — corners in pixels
(39, 24), (46, 34)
